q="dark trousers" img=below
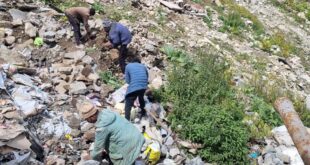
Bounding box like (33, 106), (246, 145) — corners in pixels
(119, 45), (128, 73)
(66, 13), (81, 45)
(125, 89), (146, 121)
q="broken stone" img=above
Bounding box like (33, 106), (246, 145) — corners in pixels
(277, 152), (290, 164)
(88, 73), (99, 82)
(169, 148), (180, 158)
(9, 9), (27, 20)
(100, 84), (114, 98)
(306, 95), (310, 112)
(55, 81), (69, 94)
(81, 122), (95, 133)
(69, 81), (87, 95)
(57, 67), (73, 75)
(4, 36), (16, 45)
(272, 126), (294, 146)
(109, 49), (119, 61)
(81, 55), (94, 65)
(64, 111), (81, 129)
(85, 0), (95, 4)
(12, 19), (23, 27)
(159, 0), (183, 11)
(24, 22), (37, 38)
(83, 129), (96, 141)
(43, 31), (56, 43)
(164, 136), (174, 146)
(64, 50), (86, 62)
(82, 65), (92, 77)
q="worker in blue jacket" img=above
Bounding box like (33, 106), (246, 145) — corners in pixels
(124, 57), (149, 121)
(102, 19), (132, 73)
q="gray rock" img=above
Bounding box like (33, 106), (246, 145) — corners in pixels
(81, 122), (95, 133)
(81, 55), (94, 65)
(64, 50), (86, 62)
(9, 9), (27, 20)
(144, 41), (157, 53)
(277, 152), (290, 164)
(262, 145), (276, 155)
(25, 22), (37, 38)
(306, 95), (310, 112)
(43, 31), (56, 39)
(169, 147), (180, 158)
(185, 156), (204, 165)
(164, 136), (174, 146)
(57, 67), (73, 75)
(69, 81), (87, 95)
(12, 19), (23, 27)
(5, 28), (13, 36)
(4, 36), (16, 45)
(80, 160), (100, 165)
(264, 153), (277, 165)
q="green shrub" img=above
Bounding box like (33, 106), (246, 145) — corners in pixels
(99, 71), (122, 88)
(92, 2), (104, 14)
(260, 32), (296, 57)
(164, 52), (250, 164)
(220, 12), (245, 35)
(251, 97), (282, 127)
(220, 0), (264, 35)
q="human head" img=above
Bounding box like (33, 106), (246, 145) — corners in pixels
(78, 100), (99, 123)
(89, 8), (96, 16)
(131, 56), (141, 63)
(102, 19), (112, 32)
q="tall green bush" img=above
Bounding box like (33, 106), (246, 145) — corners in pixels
(163, 51), (250, 164)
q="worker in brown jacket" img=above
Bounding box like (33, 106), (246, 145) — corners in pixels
(65, 7), (95, 46)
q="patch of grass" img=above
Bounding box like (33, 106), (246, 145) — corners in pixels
(249, 73), (310, 127)
(99, 71), (122, 88)
(219, 12), (246, 35)
(103, 4), (139, 22)
(156, 7), (168, 25)
(205, 7), (213, 27)
(92, 2), (104, 14)
(270, 0), (310, 22)
(161, 51), (250, 164)
(40, 0), (88, 11)
(260, 32), (296, 58)
(220, 0), (265, 35)
(235, 53), (251, 62)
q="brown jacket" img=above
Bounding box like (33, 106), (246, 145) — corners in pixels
(65, 7), (90, 31)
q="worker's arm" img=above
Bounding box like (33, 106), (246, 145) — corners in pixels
(91, 127), (109, 161)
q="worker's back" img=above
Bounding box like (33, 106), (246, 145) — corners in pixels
(125, 62), (148, 95)
(93, 109), (144, 165)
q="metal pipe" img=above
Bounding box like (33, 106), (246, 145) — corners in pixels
(274, 97), (310, 165)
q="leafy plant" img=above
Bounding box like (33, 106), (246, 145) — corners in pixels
(160, 45), (194, 68)
(99, 71), (122, 88)
(164, 52), (250, 164)
(260, 32), (296, 57)
(220, 0), (264, 35)
(92, 2), (104, 14)
(156, 7), (168, 25)
(219, 12), (245, 35)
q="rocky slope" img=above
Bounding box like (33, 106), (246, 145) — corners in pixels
(0, 0), (310, 164)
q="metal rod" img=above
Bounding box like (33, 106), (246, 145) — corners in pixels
(274, 97), (310, 165)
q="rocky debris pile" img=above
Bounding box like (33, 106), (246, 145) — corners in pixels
(250, 125), (309, 165)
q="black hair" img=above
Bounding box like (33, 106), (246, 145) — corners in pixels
(90, 8), (96, 16)
(131, 57), (141, 63)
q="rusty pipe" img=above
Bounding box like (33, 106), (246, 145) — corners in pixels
(274, 97), (310, 165)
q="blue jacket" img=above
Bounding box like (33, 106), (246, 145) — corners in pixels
(91, 109), (145, 165)
(109, 23), (132, 47)
(125, 62), (148, 96)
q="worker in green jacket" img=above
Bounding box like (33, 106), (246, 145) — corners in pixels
(78, 100), (145, 165)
